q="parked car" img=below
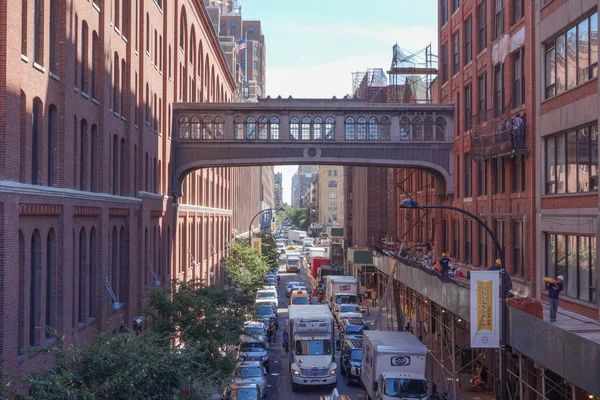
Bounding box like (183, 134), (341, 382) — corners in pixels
(243, 321), (267, 346)
(256, 288), (278, 308)
(334, 303), (362, 323)
(254, 304), (277, 328)
(340, 338), (363, 385)
(238, 338), (269, 372)
(289, 289), (310, 306)
(232, 361), (267, 397)
(222, 383), (264, 400)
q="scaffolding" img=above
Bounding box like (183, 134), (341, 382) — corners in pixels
(388, 43), (437, 104)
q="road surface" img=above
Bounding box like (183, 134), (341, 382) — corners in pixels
(265, 262), (368, 399)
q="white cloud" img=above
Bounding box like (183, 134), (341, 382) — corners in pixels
(267, 52), (392, 98)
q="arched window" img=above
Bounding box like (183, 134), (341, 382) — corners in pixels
(248, 26), (255, 34)
(91, 125), (98, 192)
(33, 0), (43, 64)
(313, 117), (323, 140)
(92, 32), (99, 98)
(328, 180), (338, 188)
(269, 116), (280, 139)
(119, 226), (127, 303)
(290, 116), (299, 140)
(325, 117), (335, 140)
(30, 230), (41, 347)
(214, 116), (225, 139)
(301, 117), (311, 140)
(32, 98), (42, 185)
(328, 170), (332, 176)
(345, 117), (355, 140)
(49, 0), (57, 73)
(334, 170), (338, 177)
(120, 139), (125, 195)
(356, 117), (367, 140)
(189, 29), (196, 66)
(435, 117), (447, 140)
(78, 227), (86, 323)
(246, 116), (257, 139)
(114, 0), (120, 29)
(380, 116), (391, 140)
(189, 116), (200, 139)
(47, 105), (57, 186)
(179, 115), (189, 139)
(412, 116), (422, 140)
(121, 59), (126, 116)
(368, 117), (379, 140)
(145, 83), (149, 123)
(45, 229), (56, 337)
(179, 8), (187, 51)
(112, 135), (118, 194)
(80, 120), (88, 191)
(145, 13), (149, 53)
(21, 0), (27, 56)
(89, 228), (96, 319)
(202, 116), (213, 139)
(234, 116), (244, 139)
(113, 52), (119, 113)
(400, 116), (410, 140)
(424, 116), (434, 140)
(258, 116), (268, 140)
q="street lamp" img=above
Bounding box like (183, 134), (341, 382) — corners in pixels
(399, 199), (508, 400)
(248, 207), (285, 245)
(311, 209), (339, 226)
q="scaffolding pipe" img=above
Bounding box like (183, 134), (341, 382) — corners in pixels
(451, 318), (457, 400)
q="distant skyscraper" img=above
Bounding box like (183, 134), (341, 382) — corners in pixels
(274, 172), (283, 208)
(291, 172), (299, 207)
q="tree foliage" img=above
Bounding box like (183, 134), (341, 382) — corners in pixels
(284, 206), (310, 230)
(10, 330), (230, 400)
(222, 240), (271, 304)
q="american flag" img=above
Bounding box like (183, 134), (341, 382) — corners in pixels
(236, 38), (246, 52)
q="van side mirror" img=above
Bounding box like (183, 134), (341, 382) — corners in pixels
(373, 381), (378, 392)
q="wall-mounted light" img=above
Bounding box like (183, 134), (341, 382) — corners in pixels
(457, 318), (462, 322)
(442, 309), (446, 313)
(104, 277), (123, 312)
(147, 263), (161, 287)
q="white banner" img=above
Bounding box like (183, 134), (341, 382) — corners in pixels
(470, 271), (500, 348)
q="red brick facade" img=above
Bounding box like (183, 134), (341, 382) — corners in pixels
(0, 0), (263, 376)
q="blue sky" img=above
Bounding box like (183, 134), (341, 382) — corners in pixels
(240, 0), (438, 202)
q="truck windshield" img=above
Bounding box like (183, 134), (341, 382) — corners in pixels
(287, 259), (299, 265)
(291, 297), (309, 305)
(295, 339), (332, 355)
(340, 305), (359, 313)
(256, 306), (274, 314)
(336, 294), (357, 304)
(345, 325), (365, 335)
(383, 378), (427, 398)
(240, 366), (263, 378)
(239, 343), (267, 352)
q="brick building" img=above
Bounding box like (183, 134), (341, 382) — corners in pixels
(535, 0), (599, 320)
(0, 0), (265, 377)
(425, 0), (537, 298)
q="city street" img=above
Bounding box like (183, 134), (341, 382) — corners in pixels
(265, 262), (367, 400)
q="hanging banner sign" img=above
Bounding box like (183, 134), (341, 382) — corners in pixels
(470, 271), (500, 348)
(251, 237), (262, 254)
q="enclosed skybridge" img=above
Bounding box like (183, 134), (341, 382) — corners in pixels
(171, 98), (454, 198)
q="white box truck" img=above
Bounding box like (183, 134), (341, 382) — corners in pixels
(288, 305), (337, 391)
(325, 276), (359, 310)
(361, 331), (428, 400)
(288, 230), (305, 243)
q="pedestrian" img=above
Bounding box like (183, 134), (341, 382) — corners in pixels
(282, 329), (289, 353)
(438, 252), (451, 276)
(548, 275), (564, 322)
(488, 259), (513, 298)
(371, 289), (377, 307)
(267, 323), (275, 343)
(416, 321), (426, 342)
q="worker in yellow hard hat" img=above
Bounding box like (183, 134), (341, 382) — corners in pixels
(438, 252), (451, 277)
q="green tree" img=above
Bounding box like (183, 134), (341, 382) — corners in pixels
(8, 330), (231, 400)
(286, 207), (310, 230)
(222, 241), (270, 304)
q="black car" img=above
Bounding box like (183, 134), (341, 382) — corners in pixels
(340, 338), (363, 385)
(338, 317), (369, 343)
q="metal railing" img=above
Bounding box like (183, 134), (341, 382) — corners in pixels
(470, 108), (526, 159)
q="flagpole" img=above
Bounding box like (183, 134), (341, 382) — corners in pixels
(244, 33), (248, 85)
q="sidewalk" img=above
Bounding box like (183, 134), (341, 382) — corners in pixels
(541, 301), (600, 345)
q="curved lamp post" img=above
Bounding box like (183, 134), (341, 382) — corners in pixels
(311, 208), (340, 226)
(248, 207), (285, 245)
(399, 199), (508, 400)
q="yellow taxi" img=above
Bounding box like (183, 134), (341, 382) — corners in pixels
(319, 388), (351, 400)
(289, 289), (310, 307)
(286, 244), (296, 250)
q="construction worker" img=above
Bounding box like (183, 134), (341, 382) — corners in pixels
(438, 252), (451, 276)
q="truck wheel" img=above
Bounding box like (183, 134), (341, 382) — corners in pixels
(345, 371), (351, 385)
(340, 365), (346, 376)
(291, 382), (299, 392)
